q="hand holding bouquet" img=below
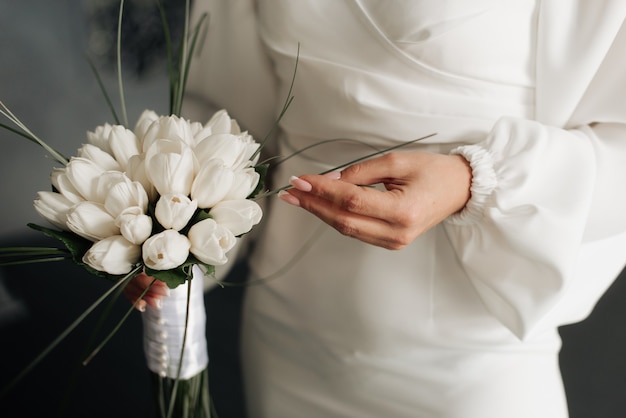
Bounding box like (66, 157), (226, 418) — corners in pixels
(0, 1), (268, 416)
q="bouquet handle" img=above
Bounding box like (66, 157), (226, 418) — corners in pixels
(142, 266), (211, 417)
(142, 265), (208, 379)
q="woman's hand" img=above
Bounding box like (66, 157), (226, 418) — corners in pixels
(279, 151), (472, 250)
(123, 272), (170, 311)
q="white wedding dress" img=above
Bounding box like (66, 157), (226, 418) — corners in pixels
(185, 1), (626, 417)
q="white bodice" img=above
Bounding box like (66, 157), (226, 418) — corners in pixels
(183, 1), (626, 417)
(256, 0), (538, 167)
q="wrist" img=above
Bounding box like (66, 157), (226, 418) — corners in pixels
(446, 145), (497, 225)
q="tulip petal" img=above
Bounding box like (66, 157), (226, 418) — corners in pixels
(191, 159), (234, 209)
(33, 191), (74, 231)
(210, 199), (262, 236)
(66, 201), (119, 242)
(188, 218), (236, 266)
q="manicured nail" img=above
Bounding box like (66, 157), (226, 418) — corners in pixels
(323, 171), (341, 180)
(278, 190), (301, 207)
(289, 176), (312, 192)
(137, 300), (146, 312)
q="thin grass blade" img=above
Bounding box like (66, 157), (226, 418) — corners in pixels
(85, 56), (120, 125)
(0, 101), (68, 165)
(116, 0), (129, 127)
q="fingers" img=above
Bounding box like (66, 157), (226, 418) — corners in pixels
(123, 272), (170, 311)
(276, 151), (472, 249)
(282, 174), (420, 249)
(294, 173), (405, 222)
(337, 152), (413, 186)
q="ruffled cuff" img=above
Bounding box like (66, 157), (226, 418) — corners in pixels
(446, 145), (497, 225)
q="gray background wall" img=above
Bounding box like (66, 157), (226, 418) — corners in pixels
(1, 1), (625, 417)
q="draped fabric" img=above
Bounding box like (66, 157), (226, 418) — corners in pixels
(185, 1), (626, 416)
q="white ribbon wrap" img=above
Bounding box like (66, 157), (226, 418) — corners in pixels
(142, 265), (208, 379)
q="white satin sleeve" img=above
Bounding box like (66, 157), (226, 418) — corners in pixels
(444, 117), (626, 339)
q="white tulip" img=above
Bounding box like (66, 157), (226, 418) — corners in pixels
(142, 229), (190, 270)
(93, 171), (128, 204)
(87, 123), (114, 154)
(126, 154), (157, 202)
(65, 157), (106, 202)
(83, 235), (141, 275)
(109, 125), (140, 170)
(141, 114), (195, 152)
(192, 109), (234, 144)
(133, 109), (159, 144)
(188, 218), (236, 266)
(77, 143), (121, 171)
(154, 193), (198, 231)
(190, 159), (234, 209)
(50, 167), (84, 204)
(33, 191), (74, 231)
(194, 133), (260, 169)
(207, 109), (234, 134)
(189, 120), (205, 139)
(66, 201), (119, 242)
(210, 199), (263, 236)
(224, 167), (260, 200)
(104, 176), (149, 219)
(236, 131), (261, 167)
(145, 139), (196, 196)
(116, 206), (153, 245)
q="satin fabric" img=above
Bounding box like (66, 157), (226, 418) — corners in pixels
(185, 1), (626, 417)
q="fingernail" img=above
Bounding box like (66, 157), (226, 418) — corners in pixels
(278, 190), (301, 207)
(289, 176), (312, 192)
(323, 171), (341, 180)
(137, 300), (146, 312)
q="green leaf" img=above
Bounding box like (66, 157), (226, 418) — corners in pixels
(146, 267), (189, 289)
(146, 257), (215, 289)
(191, 208), (212, 224)
(250, 163), (270, 198)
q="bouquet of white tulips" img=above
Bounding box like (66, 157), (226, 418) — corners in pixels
(0, 1), (431, 416)
(41, 108), (264, 283)
(0, 1), (274, 417)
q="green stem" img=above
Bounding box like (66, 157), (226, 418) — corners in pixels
(166, 279), (193, 418)
(82, 277), (158, 366)
(0, 101), (68, 165)
(85, 56), (120, 125)
(116, 0), (129, 127)
(255, 132), (437, 199)
(0, 257), (69, 267)
(250, 43), (300, 162)
(173, 0), (191, 116)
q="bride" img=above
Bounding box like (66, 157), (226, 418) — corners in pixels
(127, 1), (626, 417)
